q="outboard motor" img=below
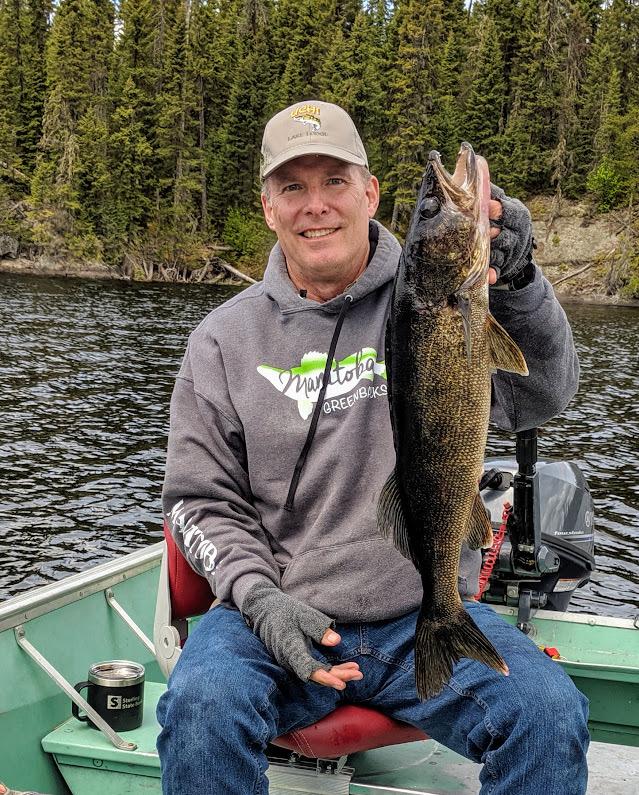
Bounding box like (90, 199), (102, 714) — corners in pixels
(480, 428), (596, 632)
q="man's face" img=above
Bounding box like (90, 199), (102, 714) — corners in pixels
(261, 155), (379, 281)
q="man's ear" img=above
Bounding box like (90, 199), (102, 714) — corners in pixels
(261, 192), (276, 231)
(366, 175), (380, 218)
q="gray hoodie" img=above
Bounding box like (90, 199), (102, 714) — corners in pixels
(162, 220), (578, 621)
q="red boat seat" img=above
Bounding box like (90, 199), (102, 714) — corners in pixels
(157, 523), (427, 758)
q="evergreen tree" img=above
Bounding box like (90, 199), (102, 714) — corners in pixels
(494, 0), (585, 196)
(212, 0), (274, 217)
(20, 1), (52, 170)
(386, 0), (463, 231)
(460, 11), (506, 166)
(568, 0), (639, 196)
(0, 0), (25, 184)
(31, 0), (113, 239)
(188, 0), (240, 231)
(271, 0), (336, 106)
(106, 75), (154, 249)
(154, 0), (200, 230)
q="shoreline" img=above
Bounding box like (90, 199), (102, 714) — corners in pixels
(2, 256), (638, 308)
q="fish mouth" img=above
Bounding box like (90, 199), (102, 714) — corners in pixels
(425, 143), (491, 291)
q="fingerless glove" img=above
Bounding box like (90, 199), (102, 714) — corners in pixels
(242, 581), (334, 681)
(490, 184), (535, 286)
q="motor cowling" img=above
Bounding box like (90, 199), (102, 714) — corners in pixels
(480, 455), (595, 619)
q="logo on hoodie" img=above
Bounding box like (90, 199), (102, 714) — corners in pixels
(257, 347), (386, 419)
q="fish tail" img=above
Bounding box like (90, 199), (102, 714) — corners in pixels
(414, 604), (508, 700)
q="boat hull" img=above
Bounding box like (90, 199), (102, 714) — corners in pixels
(1, 545), (638, 794)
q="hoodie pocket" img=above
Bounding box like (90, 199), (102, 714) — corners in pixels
(279, 537), (423, 621)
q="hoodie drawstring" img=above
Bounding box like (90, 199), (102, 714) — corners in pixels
(284, 295), (353, 511)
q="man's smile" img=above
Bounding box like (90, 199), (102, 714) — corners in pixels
(300, 228), (339, 239)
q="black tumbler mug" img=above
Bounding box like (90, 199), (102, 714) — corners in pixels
(72, 660), (145, 731)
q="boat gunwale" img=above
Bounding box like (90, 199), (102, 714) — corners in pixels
(493, 604), (639, 631)
(0, 542), (163, 632)
(1, 542), (637, 634)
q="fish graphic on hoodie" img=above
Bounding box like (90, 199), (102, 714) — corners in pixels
(257, 347), (387, 419)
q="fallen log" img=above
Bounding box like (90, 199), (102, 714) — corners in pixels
(550, 248), (617, 287)
(214, 259), (257, 285)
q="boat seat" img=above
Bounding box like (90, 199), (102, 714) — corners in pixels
(42, 682), (165, 794)
(153, 523), (428, 758)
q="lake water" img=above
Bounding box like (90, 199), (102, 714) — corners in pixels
(0, 273), (637, 618)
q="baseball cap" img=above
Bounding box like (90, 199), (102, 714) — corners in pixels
(260, 100), (368, 180)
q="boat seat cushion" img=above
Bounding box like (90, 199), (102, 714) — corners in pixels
(164, 523), (214, 620)
(273, 703), (427, 757)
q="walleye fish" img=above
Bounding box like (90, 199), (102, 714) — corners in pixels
(378, 143), (528, 700)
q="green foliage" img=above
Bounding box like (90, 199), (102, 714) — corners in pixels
(586, 159), (625, 212)
(620, 261), (639, 300)
(0, 0), (632, 291)
(222, 207), (275, 265)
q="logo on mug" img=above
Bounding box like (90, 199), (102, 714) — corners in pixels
(107, 695), (122, 709)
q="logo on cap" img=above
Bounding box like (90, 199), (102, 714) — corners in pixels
(291, 103), (321, 131)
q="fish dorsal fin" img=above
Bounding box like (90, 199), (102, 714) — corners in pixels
(485, 314), (529, 375)
(466, 493), (494, 550)
(377, 469), (419, 567)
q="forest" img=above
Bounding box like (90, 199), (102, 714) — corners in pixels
(0, 0), (637, 287)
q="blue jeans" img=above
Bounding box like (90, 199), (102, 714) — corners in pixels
(157, 601), (589, 794)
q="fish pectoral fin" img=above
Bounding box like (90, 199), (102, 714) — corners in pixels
(485, 314), (529, 375)
(377, 469), (415, 563)
(467, 493), (494, 550)
(298, 399), (314, 419)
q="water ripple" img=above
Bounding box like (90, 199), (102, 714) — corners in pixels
(0, 275), (637, 618)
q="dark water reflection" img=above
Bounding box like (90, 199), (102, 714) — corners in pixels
(1, 274), (637, 618)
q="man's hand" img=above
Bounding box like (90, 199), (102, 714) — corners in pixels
(488, 184), (534, 286)
(488, 198), (502, 285)
(242, 582), (362, 689)
(310, 628), (363, 690)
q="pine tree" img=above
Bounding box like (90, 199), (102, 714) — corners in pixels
(494, 0), (584, 196)
(460, 8), (506, 167)
(386, 0), (462, 231)
(31, 0), (113, 232)
(106, 75), (154, 249)
(315, 7), (388, 170)
(567, 0), (639, 197)
(212, 0), (274, 217)
(154, 0), (200, 230)
(0, 0), (25, 185)
(271, 0), (336, 106)
(20, 1), (52, 171)
(188, 0), (234, 231)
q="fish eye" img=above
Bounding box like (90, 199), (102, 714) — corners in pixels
(419, 197), (441, 219)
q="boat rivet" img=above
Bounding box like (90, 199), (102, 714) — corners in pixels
(93, 759), (103, 768)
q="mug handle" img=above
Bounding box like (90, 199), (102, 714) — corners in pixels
(72, 681), (91, 722)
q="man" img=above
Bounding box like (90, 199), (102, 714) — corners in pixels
(157, 101), (589, 793)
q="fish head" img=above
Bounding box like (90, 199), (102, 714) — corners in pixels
(402, 143), (491, 300)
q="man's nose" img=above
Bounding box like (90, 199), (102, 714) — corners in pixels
(304, 186), (329, 215)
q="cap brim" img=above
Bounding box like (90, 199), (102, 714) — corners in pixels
(261, 142), (367, 180)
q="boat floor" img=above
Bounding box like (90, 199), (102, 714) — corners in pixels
(42, 683), (639, 795)
(346, 739), (639, 795)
